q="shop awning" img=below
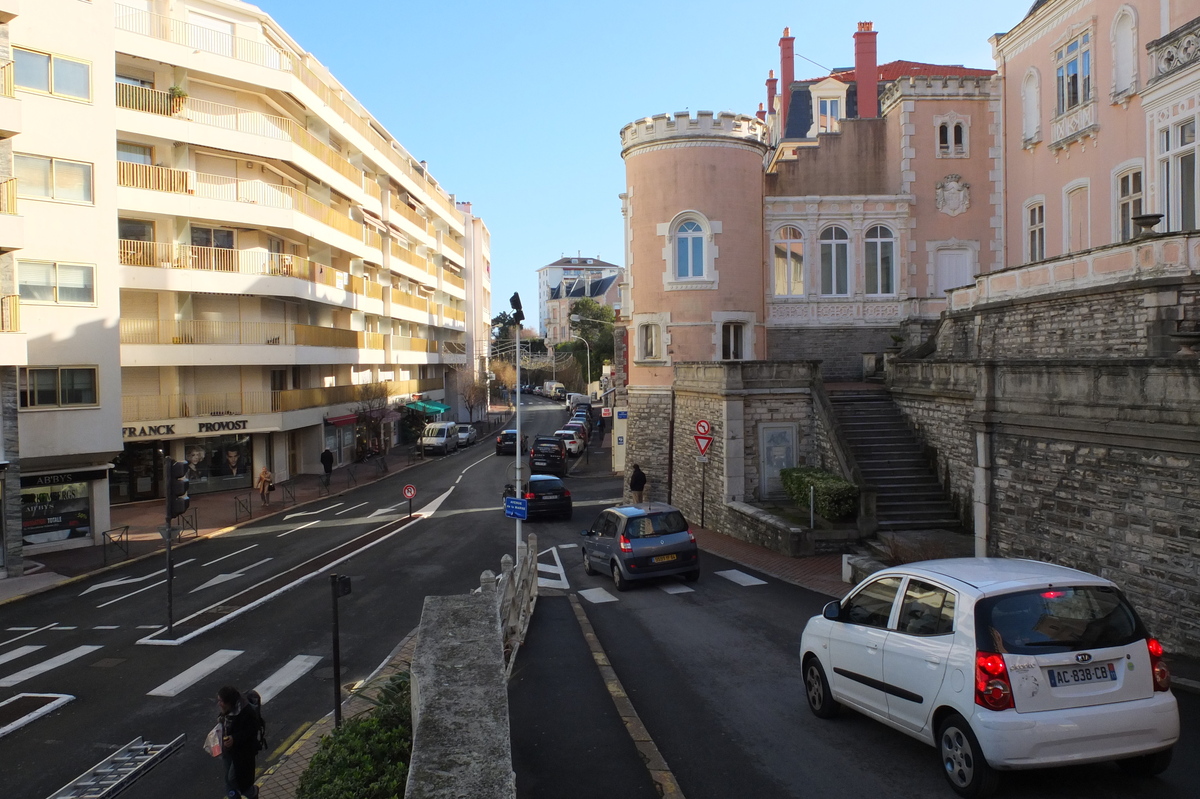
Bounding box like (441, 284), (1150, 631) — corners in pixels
(324, 413), (358, 426)
(405, 400), (450, 414)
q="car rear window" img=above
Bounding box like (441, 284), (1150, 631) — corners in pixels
(531, 478), (564, 491)
(534, 441), (561, 453)
(625, 510), (688, 538)
(976, 586), (1144, 655)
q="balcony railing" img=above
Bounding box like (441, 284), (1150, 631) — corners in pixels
(442, 236), (465, 259)
(1, 295), (20, 332)
(114, 3), (460, 221)
(389, 195), (430, 234)
(442, 270), (465, 291)
(390, 239), (436, 275)
(0, 178), (16, 216)
(121, 377), (445, 422)
(365, 227), (383, 252)
(120, 240), (316, 277)
(120, 319), (382, 349)
(394, 336), (434, 353)
(117, 162), (363, 241)
(394, 291), (430, 313)
(1149, 17), (1200, 85)
(364, 281), (384, 301)
(1, 60), (14, 99)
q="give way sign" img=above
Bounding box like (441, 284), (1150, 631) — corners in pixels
(694, 435), (713, 456)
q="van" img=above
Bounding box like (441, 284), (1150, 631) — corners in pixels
(567, 393), (592, 411)
(420, 422), (459, 455)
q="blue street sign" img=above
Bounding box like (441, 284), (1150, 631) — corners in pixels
(617, 436), (624, 446)
(504, 496), (528, 520)
(617, 410), (628, 419)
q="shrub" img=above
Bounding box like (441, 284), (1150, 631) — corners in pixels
(297, 673), (413, 799)
(780, 467), (859, 521)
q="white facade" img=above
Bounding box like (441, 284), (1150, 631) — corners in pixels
(536, 256), (622, 343)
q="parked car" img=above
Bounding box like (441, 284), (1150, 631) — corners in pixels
(570, 411), (594, 435)
(502, 474), (572, 520)
(529, 435), (568, 477)
(533, 386), (544, 396)
(456, 423), (478, 446)
(553, 429), (585, 456)
(420, 422), (459, 455)
(563, 420), (589, 447)
(799, 558), (1179, 798)
(495, 429), (527, 456)
(580, 503), (699, 591)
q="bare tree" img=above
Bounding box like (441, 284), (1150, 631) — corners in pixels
(352, 381), (391, 456)
(460, 377), (489, 422)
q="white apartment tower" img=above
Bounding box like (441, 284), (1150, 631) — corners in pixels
(0, 0), (489, 575)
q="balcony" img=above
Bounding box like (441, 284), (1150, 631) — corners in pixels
(0, 178), (22, 253)
(121, 378), (445, 423)
(119, 319), (384, 350)
(0, 61), (20, 137)
(0, 59), (13, 98)
(117, 162), (363, 243)
(1148, 17), (1200, 87)
(389, 195), (430, 235)
(1049, 100), (1098, 151)
(442, 269), (466, 291)
(0, 295), (25, 366)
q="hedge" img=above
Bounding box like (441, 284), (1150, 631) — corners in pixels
(297, 673), (413, 799)
(780, 467), (859, 521)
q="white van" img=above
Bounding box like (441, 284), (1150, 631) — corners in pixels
(420, 422), (459, 455)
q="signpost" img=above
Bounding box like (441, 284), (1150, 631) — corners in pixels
(695, 420), (713, 528)
(403, 484), (416, 519)
(329, 573), (352, 727)
(504, 496), (529, 521)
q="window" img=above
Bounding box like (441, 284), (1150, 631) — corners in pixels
(819, 227), (849, 295)
(675, 220), (704, 278)
(864, 226), (895, 295)
(18, 261), (95, 304)
(19, 367), (99, 408)
(1117, 169), (1143, 242)
(898, 580), (956, 636)
(119, 218), (154, 242)
(116, 74), (154, 89)
(1066, 184), (1090, 251)
(721, 322), (745, 360)
(14, 155), (94, 203)
(1055, 32), (1092, 114)
(638, 323), (660, 360)
(117, 142), (153, 165)
(1027, 203), (1046, 262)
(1112, 8), (1137, 97)
(13, 47), (91, 101)
(772, 226), (804, 296)
(818, 98), (840, 133)
(937, 122), (966, 156)
(1160, 119), (1198, 231)
(843, 576), (902, 628)
(191, 226), (235, 249)
(1021, 70), (1041, 143)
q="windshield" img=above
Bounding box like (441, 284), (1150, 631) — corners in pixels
(625, 510), (688, 538)
(976, 586), (1144, 655)
(423, 426), (444, 438)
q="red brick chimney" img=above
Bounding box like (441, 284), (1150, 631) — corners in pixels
(854, 21), (878, 118)
(766, 69), (777, 117)
(756, 103), (766, 121)
(779, 28), (795, 130)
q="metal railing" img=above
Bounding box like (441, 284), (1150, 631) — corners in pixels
(0, 60), (14, 98)
(1, 177), (20, 215)
(118, 319), (376, 349)
(0, 295), (20, 332)
(442, 270), (466, 290)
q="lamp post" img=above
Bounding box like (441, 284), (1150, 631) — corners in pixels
(509, 293), (525, 563)
(571, 334), (592, 396)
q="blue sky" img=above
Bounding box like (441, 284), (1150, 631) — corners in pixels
(257, 0), (1033, 322)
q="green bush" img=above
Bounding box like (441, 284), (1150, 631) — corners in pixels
(780, 467), (859, 521)
(298, 673), (413, 799)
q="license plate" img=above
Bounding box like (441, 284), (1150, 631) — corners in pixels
(651, 554), (677, 564)
(542, 494), (558, 499)
(1047, 663), (1116, 687)
(533, 460), (546, 466)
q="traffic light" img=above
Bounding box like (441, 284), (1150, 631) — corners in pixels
(509, 292), (524, 325)
(168, 459), (190, 518)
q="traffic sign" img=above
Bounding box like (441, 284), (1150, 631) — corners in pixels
(694, 435), (713, 456)
(402, 484), (417, 499)
(601, 407), (612, 417)
(617, 410), (628, 419)
(504, 496), (529, 520)
(696, 419), (711, 435)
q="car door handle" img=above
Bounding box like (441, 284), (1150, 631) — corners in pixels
(924, 657), (941, 665)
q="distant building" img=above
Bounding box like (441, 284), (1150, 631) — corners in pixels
(536, 256), (622, 344)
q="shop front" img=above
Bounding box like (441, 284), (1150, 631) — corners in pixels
(21, 467), (109, 551)
(113, 419), (263, 504)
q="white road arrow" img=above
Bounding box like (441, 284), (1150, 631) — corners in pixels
(283, 503), (342, 521)
(189, 558), (273, 593)
(80, 560), (195, 596)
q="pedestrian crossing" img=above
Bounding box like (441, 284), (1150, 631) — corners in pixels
(576, 568), (768, 605)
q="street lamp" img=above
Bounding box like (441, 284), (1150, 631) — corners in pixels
(571, 334), (591, 395)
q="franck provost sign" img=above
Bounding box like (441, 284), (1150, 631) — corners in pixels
(122, 419), (252, 439)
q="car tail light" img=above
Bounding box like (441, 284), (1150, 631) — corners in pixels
(563, 489), (571, 497)
(618, 534), (633, 553)
(687, 528), (696, 543)
(524, 492), (535, 500)
(496, 436), (502, 444)
(1148, 638), (1171, 692)
(975, 652), (1014, 711)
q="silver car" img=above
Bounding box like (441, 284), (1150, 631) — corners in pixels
(581, 503), (699, 590)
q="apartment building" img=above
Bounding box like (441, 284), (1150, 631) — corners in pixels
(536, 256), (622, 344)
(1, 0), (487, 574)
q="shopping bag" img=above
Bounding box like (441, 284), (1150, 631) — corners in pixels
(203, 724), (223, 757)
(269, 483), (276, 492)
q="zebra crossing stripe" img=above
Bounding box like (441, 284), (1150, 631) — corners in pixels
(578, 588), (618, 604)
(715, 569), (767, 587)
(252, 655), (322, 704)
(0, 645), (44, 668)
(0, 646), (104, 688)
(147, 649), (243, 697)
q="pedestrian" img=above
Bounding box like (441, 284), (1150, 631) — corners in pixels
(216, 685), (260, 799)
(255, 465), (272, 506)
(321, 448), (334, 475)
(629, 463), (647, 503)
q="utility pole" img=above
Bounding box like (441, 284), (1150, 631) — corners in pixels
(510, 293), (525, 564)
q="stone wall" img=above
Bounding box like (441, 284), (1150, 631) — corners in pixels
(624, 386), (672, 503)
(767, 326), (901, 381)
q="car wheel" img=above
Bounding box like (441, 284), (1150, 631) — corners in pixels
(1116, 747), (1173, 777)
(684, 569), (699, 582)
(563, 507), (573, 521)
(582, 549), (596, 575)
(611, 561), (629, 592)
(802, 656), (839, 719)
(938, 713), (999, 799)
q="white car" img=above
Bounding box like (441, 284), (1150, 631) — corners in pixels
(799, 558), (1178, 798)
(456, 423), (478, 446)
(553, 429), (584, 456)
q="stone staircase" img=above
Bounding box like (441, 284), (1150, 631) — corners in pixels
(828, 388), (963, 535)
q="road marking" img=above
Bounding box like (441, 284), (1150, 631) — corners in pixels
(660, 584), (695, 595)
(81, 559), (196, 595)
(578, 587), (618, 604)
(51, 626), (77, 631)
(5, 627), (37, 632)
(252, 655), (323, 704)
(283, 504), (343, 521)
(96, 579), (166, 609)
(335, 502), (367, 516)
(536, 547), (569, 590)
(276, 520), (320, 538)
(557, 543), (579, 549)
(91, 626), (119, 630)
(147, 649), (243, 697)
(203, 544), (258, 567)
(715, 569), (767, 587)
(455, 475), (463, 484)
(190, 558), (274, 593)
(459, 452), (494, 475)
(417, 487), (454, 517)
(0, 693), (74, 739)
(0, 646), (44, 667)
(0, 623), (59, 648)
(0, 645), (104, 688)
(136, 625), (161, 629)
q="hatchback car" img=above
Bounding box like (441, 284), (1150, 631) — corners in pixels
(503, 474), (572, 520)
(563, 421), (589, 448)
(799, 558), (1179, 798)
(553, 429), (584, 456)
(456, 423), (478, 446)
(580, 503), (700, 590)
(494, 430), (526, 456)
(529, 435), (568, 477)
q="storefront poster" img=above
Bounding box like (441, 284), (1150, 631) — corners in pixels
(22, 481), (91, 546)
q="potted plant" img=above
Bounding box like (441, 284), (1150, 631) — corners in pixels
(168, 85), (188, 115)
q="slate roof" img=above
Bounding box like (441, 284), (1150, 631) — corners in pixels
(549, 274), (619, 301)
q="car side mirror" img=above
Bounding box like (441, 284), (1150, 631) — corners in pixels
(581, 529), (592, 537)
(822, 600), (841, 621)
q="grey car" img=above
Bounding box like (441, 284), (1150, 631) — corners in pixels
(580, 503), (700, 591)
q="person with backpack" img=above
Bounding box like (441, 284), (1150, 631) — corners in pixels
(216, 685), (265, 799)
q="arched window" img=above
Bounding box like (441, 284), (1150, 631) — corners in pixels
(1112, 8), (1137, 95)
(675, 220), (704, 279)
(819, 227), (849, 296)
(772, 225), (804, 296)
(1022, 70), (1041, 142)
(864, 226), (895, 295)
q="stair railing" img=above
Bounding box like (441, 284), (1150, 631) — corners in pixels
(810, 377), (878, 536)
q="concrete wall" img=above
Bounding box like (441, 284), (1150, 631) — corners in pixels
(765, 118), (893, 196)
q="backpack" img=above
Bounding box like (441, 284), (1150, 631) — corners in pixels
(244, 689), (267, 752)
